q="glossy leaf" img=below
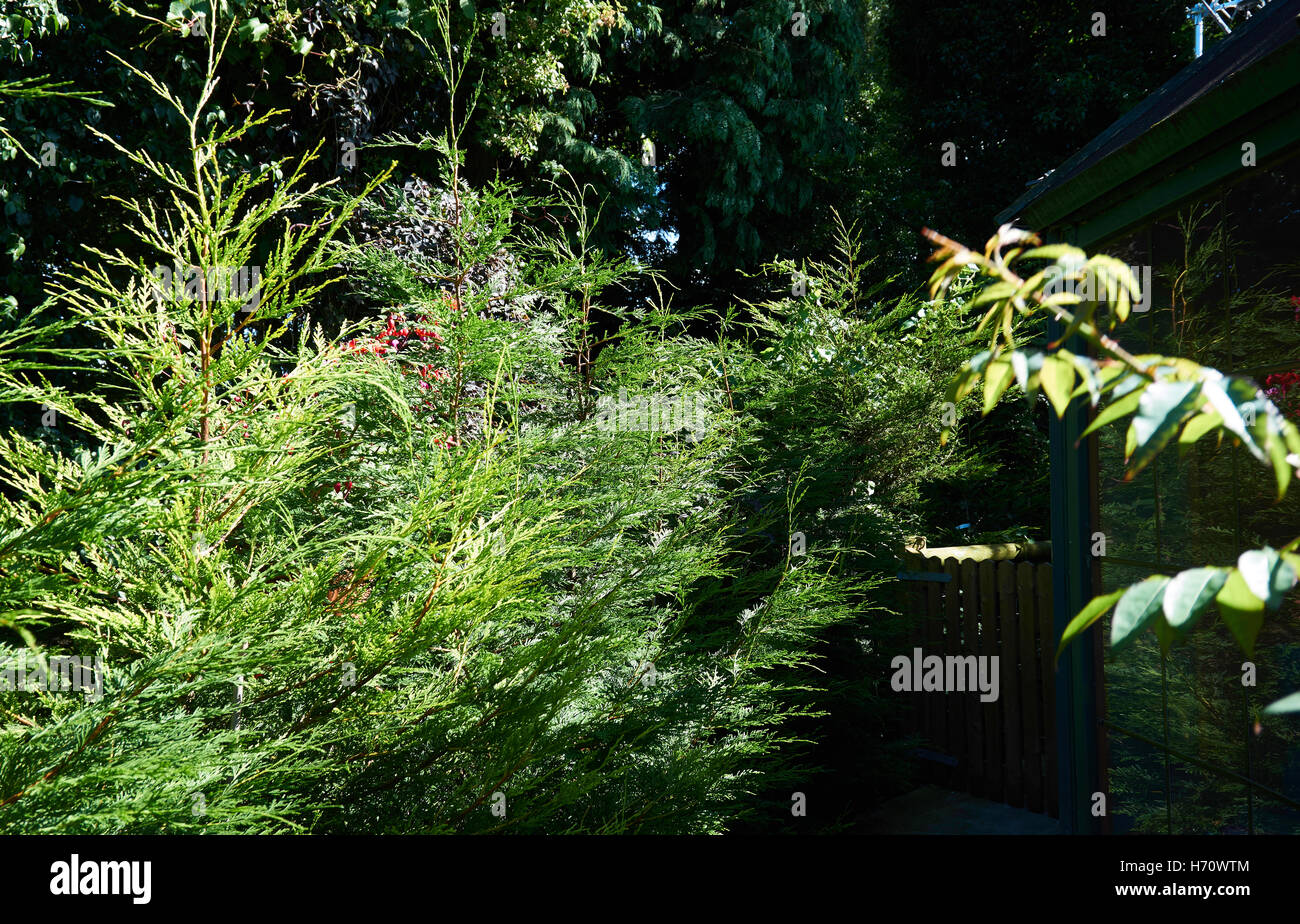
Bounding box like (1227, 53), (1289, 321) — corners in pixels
(1079, 383), (1146, 441)
(1202, 375), (1267, 462)
(1162, 567), (1228, 629)
(1111, 576), (1170, 651)
(1237, 547), (1297, 611)
(1063, 352), (1101, 406)
(1127, 380), (1200, 475)
(1056, 589), (1124, 663)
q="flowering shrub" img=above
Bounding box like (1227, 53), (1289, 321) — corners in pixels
(344, 311), (446, 356)
(1265, 369), (1300, 419)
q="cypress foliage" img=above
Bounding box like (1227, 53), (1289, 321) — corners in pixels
(0, 11), (884, 834)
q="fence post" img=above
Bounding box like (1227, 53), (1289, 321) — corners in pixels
(998, 561), (1023, 807)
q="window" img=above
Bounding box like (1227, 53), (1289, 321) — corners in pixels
(1094, 154), (1300, 833)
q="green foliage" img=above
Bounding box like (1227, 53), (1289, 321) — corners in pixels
(927, 225), (1300, 714)
(0, 0), (1058, 835)
(1, 11), (975, 833)
(0, 0), (871, 317)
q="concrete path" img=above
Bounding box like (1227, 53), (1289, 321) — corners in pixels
(863, 785), (1065, 834)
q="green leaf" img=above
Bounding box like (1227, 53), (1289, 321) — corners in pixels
(1111, 576), (1170, 651)
(1177, 410), (1221, 456)
(982, 357), (1013, 414)
(1079, 382), (1145, 441)
(1012, 350), (1045, 394)
(1264, 691), (1300, 715)
(1039, 354), (1075, 418)
(1021, 245), (1086, 264)
(459, 0), (477, 19)
(1063, 352), (1101, 406)
(1216, 569), (1266, 656)
(238, 18), (270, 42)
(1237, 547), (1297, 611)
(1127, 380), (1200, 476)
(1084, 256), (1140, 322)
(1161, 567), (1228, 629)
(1056, 589), (1124, 663)
(1269, 433), (1293, 501)
(1046, 289), (1097, 347)
(1201, 375), (1267, 462)
(970, 281), (1016, 308)
(948, 352), (989, 394)
(291, 37), (313, 55)
(1151, 612), (1180, 655)
(1284, 417), (1300, 457)
(1010, 350), (1028, 391)
(1013, 268), (1049, 303)
(972, 301), (998, 340)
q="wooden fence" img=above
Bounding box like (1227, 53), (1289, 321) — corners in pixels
(899, 542), (1058, 818)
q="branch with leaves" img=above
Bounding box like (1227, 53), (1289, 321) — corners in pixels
(924, 225), (1300, 715)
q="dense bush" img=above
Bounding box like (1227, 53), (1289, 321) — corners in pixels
(0, 12), (1048, 834)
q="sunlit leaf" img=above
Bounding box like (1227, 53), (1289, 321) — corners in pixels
(970, 281), (1016, 308)
(1177, 410), (1221, 456)
(1268, 433), (1293, 501)
(1063, 352), (1101, 406)
(1079, 382), (1146, 442)
(1020, 244), (1086, 264)
(1056, 589), (1124, 663)
(1039, 354), (1075, 418)
(1216, 569), (1266, 656)
(1111, 576), (1170, 651)
(1127, 380), (1200, 476)
(238, 18), (270, 42)
(1202, 374), (1267, 462)
(1237, 547), (1297, 611)
(983, 357), (1014, 414)
(1162, 567), (1228, 629)
(1264, 691), (1300, 715)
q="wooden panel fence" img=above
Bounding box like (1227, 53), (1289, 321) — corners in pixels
(899, 543), (1058, 818)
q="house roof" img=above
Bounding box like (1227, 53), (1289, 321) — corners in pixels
(997, 0), (1300, 241)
